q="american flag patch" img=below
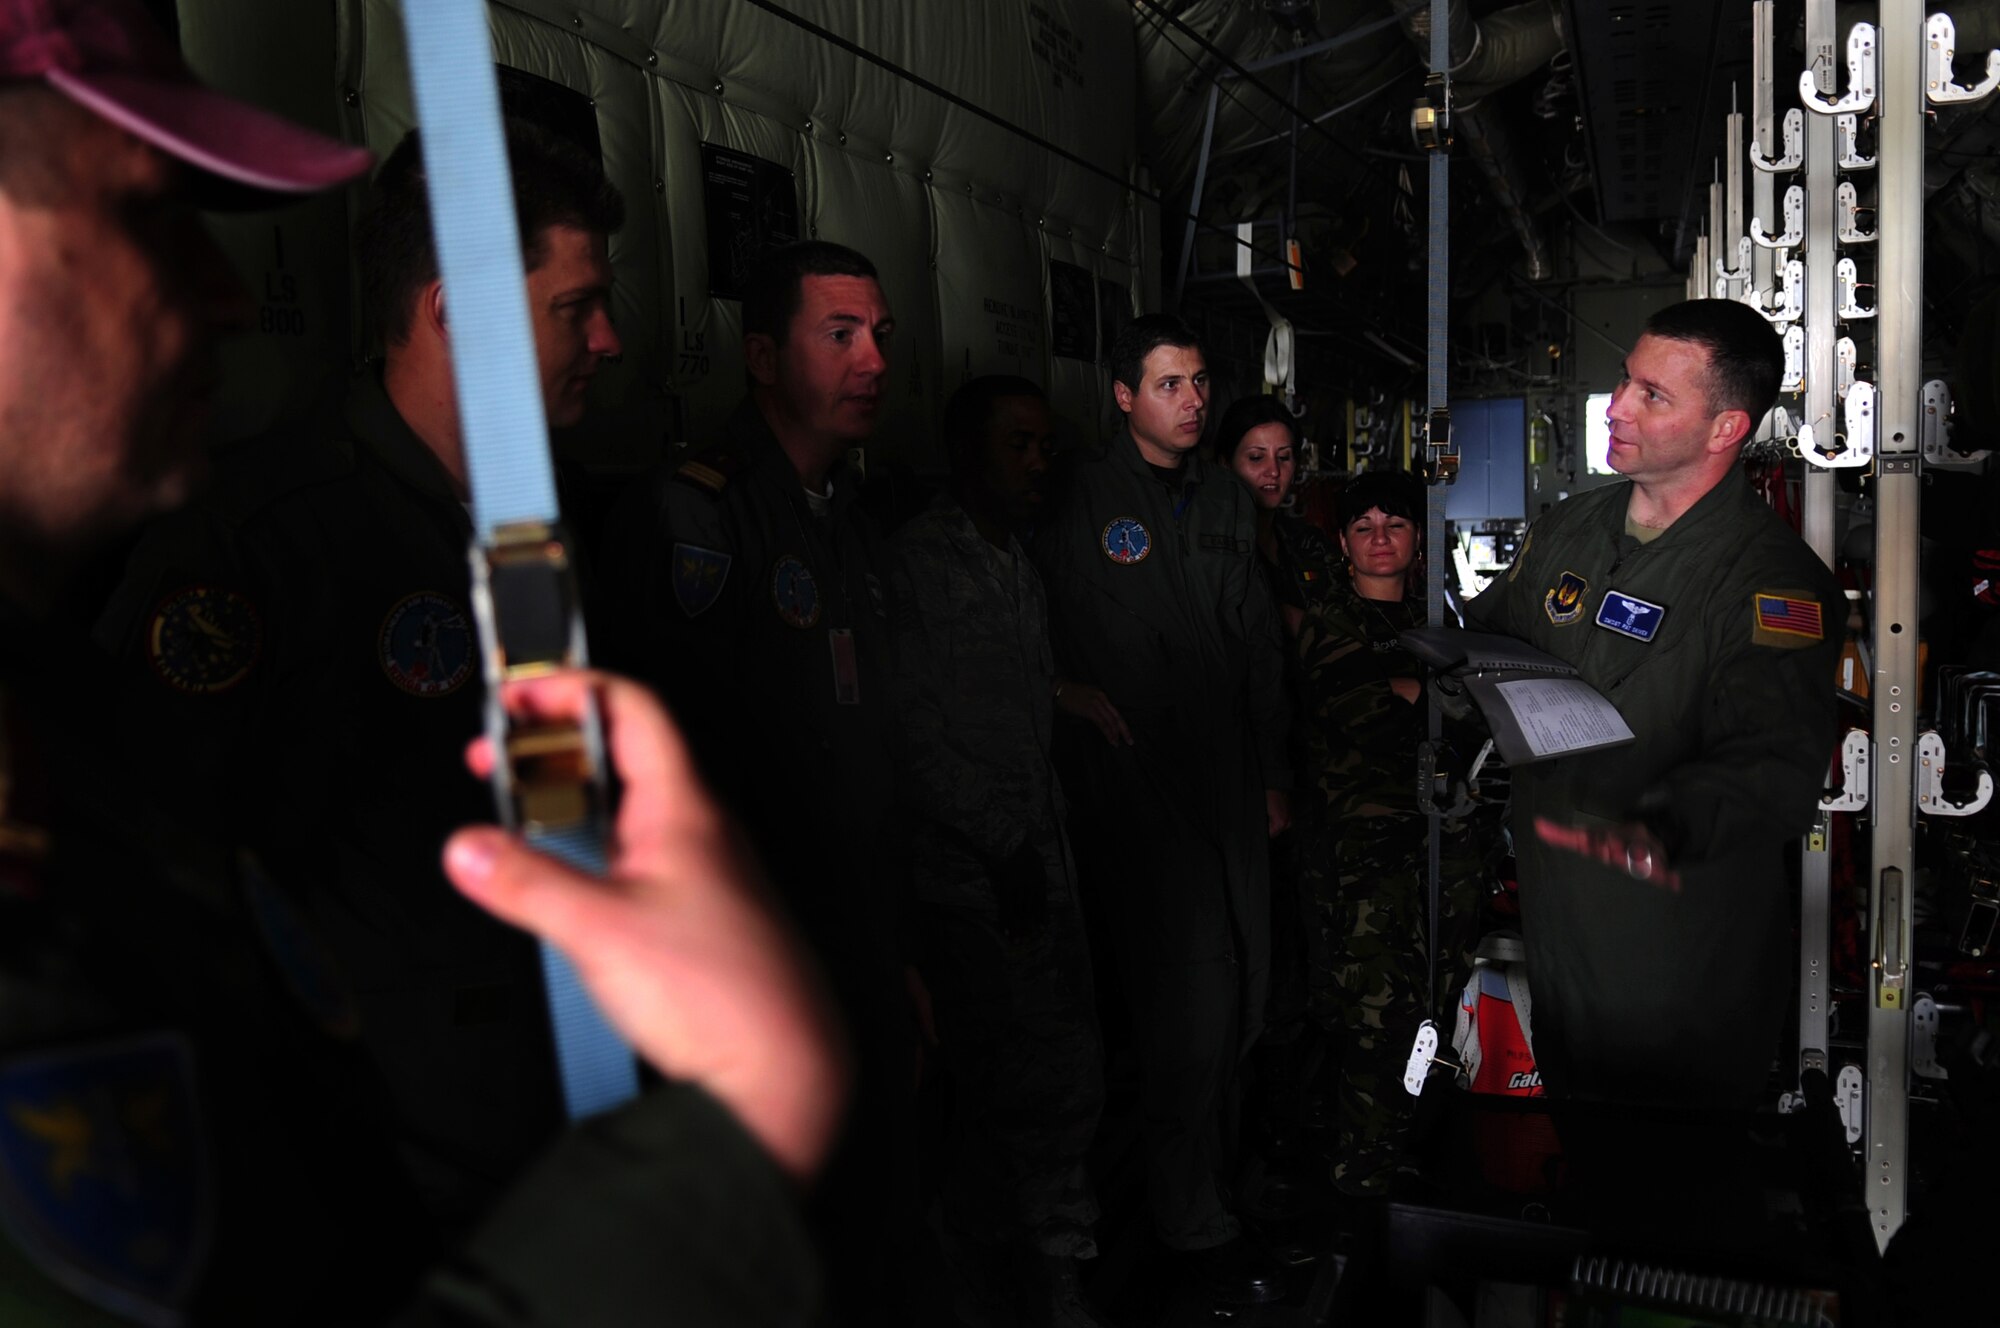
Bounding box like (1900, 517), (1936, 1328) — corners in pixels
(1754, 593), (1822, 639)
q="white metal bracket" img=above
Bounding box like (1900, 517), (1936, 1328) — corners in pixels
(1752, 105), (1804, 171)
(1803, 380), (1875, 468)
(1926, 13), (2000, 105)
(1917, 729), (1996, 817)
(1757, 256), (1804, 323)
(1836, 336), (1858, 400)
(1802, 23), (1879, 115)
(1714, 234), (1752, 285)
(1912, 993), (1949, 1080)
(1921, 378), (1990, 466)
(1403, 1019), (1440, 1096)
(1753, 183), (1805, 248)
(1837, 1063), (1865, 1143)
(1822, 728), (1872, 811)
(1781, 324), (1806, 393)
(1837, 256), (1877, 319)
(1837, 180), (1876, 243)
(1836, 113), (1876, 170)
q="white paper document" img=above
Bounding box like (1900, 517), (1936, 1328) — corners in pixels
(1492, 677), (1636, 759)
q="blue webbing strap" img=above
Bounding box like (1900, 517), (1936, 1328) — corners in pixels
(1424, 0), (1451, 1022)
(400, 0), (638, 1118)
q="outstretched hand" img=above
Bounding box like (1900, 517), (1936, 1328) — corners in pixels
(443, 670), (848, 1182)
(1532, 816), (1682, 894)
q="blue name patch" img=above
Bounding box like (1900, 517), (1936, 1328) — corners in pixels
(1595, 590), (1666, 641)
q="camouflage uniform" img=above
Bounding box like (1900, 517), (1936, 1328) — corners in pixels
(1296, 575), (1485, 1192)
(888, 494), (1103, 1260)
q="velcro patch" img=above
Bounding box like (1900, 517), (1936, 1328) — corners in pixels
(1752, 591), (1824, 647)
(670, 544), (732, 617)
(147, 586), (261, 694)
(0, 1034), (210, 1321)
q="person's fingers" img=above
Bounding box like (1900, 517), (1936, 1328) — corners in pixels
(1107, 703), (1134, 745)
(443, 824), (619, 949)
(464, 733), (495, 779)
(472, 670), (714, 880)
(1532, 815), (1592, 855)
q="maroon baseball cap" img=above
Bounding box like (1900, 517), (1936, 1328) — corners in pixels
(0, 0), (372, 193)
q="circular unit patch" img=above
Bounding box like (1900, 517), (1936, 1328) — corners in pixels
(378, 591), (474, 697)
(771, 555), (821, 629)
(1101, 517), (1152, 565)
(147, 585), (262, 694)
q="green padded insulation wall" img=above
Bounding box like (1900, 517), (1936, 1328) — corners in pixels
(179, 0), (1152, 473)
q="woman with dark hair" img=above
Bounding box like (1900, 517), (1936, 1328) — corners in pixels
(1214, 395), (1336, 636)
(1296, 470), (1488, 1196)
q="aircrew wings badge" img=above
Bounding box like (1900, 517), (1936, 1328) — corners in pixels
(1543, 571), (1588, 625)
(671, 543), (731, 617)
(1752, 591), (1824, 647)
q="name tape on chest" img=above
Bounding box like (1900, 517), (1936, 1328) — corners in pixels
(1594, 590), (1666, 642)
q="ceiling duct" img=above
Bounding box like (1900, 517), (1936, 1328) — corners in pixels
(1393, 0), (1559, 279)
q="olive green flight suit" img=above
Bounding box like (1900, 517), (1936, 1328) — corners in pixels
(1468, 469), (1841, 1107)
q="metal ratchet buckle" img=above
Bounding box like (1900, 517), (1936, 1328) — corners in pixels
(1411, 73), (1451, 151)
(1422, 407), (1458, 485)
(469, 519), (607, 836)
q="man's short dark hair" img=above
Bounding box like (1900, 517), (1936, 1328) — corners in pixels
(1642, 298), (1783, 426)
(1110, 313), (1201, 393)
(943, 374), (1045, 474)
(1337, 469), (1423, 528)
(741, 240), (879, 344)
(1212, 394), (1298, 464)
(354, 118), (625, 348)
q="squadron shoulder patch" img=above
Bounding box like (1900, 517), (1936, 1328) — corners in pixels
(1506, 526), (1535, 583)
(1102, 517), (1151, 565)
(1543, 571), (1588, 625)
(672, 449), (746, 498)
(1752, 591), (1825, 647)
(147, 586), (261, 694)
(771, 555), (821, 629)
(671, 543), (732, 617)
(0, 1034), (211, 1322)
(378, 592), (474, 697)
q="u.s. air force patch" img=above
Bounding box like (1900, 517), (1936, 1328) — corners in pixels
(379, 592), (473, 696)
(671, 543), (731, 617)
(1543, 571), (1588, 625)
(0, 1033), (211, 1323)
(147, 585), (261, 694)
(1752, 591), (1824, 648)
(772, 555), (821, 629)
